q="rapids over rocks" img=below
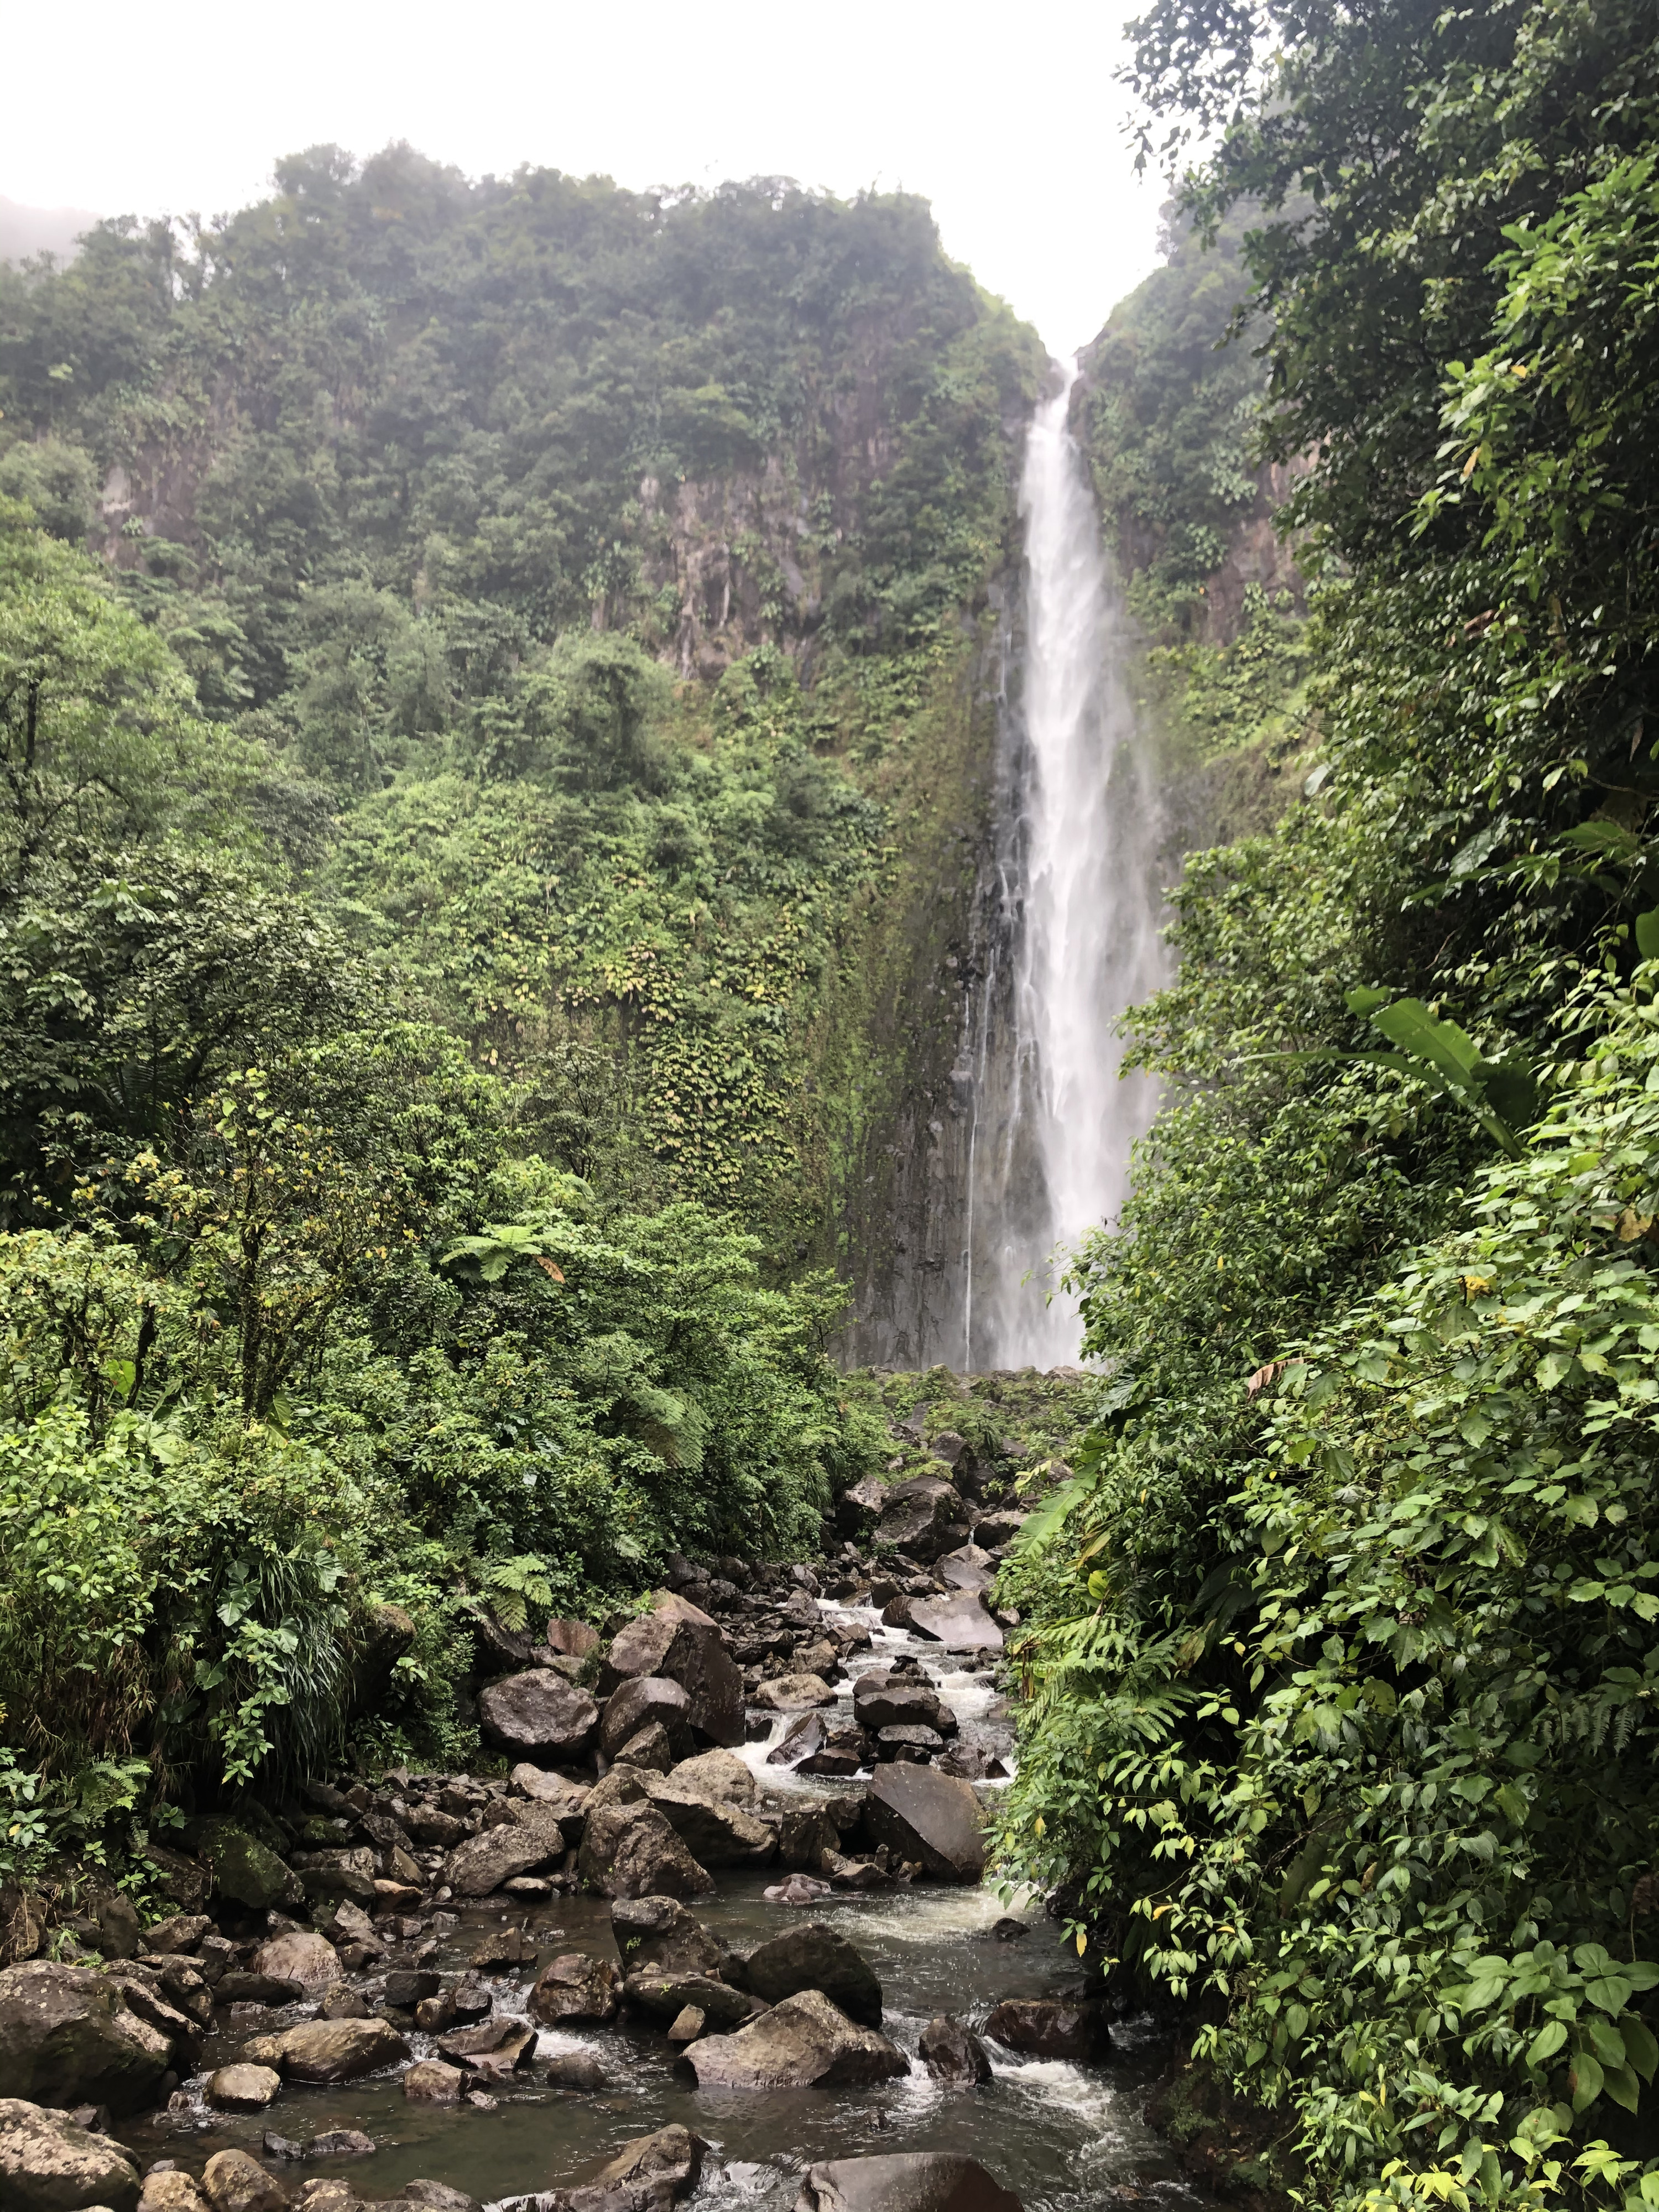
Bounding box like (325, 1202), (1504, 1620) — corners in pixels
(38, 1560), (1211, 2212)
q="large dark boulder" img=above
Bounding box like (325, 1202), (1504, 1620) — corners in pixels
(794, 2155), (1021, 2212)
(241, 2016), (409, 2082)
(622, 1970), (752, 2030)
(478, 1670), (598, 1760)
(742, 1922), (882, 2025)
(906, 1592), (1003, 1652)
(918, 2016), (992, 2084)
(599, 1676), (693, 1761)
(0, 2096), (141, 2211)
(865, 1764), (984, 1882)
(580, 1798), (713, 1901)
(875, 1477), (969, 1562)
(528, 1952), (621, 2024)
(609, 1897), (727, 1979)
(982, 1997), (1109, 2060)
(685, 1990), (907, 2091)
(852, 1676), (956, 1737)
(573, 2124), (707, 2212)
(0, 1963), (176, 2114)
(600, 1594), (744, 1748)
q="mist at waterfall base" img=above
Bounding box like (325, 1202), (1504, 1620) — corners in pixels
(952, 361), (1168, 1372)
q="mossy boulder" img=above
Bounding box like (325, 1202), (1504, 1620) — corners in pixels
(189, 1822), (304, 1912)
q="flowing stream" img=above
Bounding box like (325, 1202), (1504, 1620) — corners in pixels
(951, 359), (1167, 1370)
(121, 1595), (1202, 2212)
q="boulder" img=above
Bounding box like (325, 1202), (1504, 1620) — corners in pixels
(548, 1617), (602, 1659)
(580, 1799), (713, 1900)
(599, 1677), (693, 1761)
(972, 1512), (1026, 1550)
(546, 2052), (607, 2090)
(200, 2149), (286, 2212)
(622, 1971), (752, 2031)
(794, 2155), (1021, 2212)
(875, 1476), (966, 1562)
(576, 2124), (707, 2212)
(400, 2186), (478, 2212)
(601, 1594), (744, 1749)
(766, 1713), (827, 1767)
(241, 2016), (409, 2082)
(309, 2131), (374, 2160)
(875, 1726), (943, 1762)
(742, 1922), (883, 2026)
(290, 1848), (377, 1904)
(404, 2059), (463, 2103)
(651, 1782), (775, 1867)
(139, 1914), (210, 1956)
(512, 1792), (588, 1853)
(865, 1765), (984, 1882)
(140, 1845), (210, 1915)
(837, 1474), (889, 1530)
(981, 1997), (1109, 2060)
(215, 1970), (304, 2007)
(251, 1932), (338, 1994)
(934, 1547), (996, 1593)
(0, 1963), (175, 2114)
(140, 2174), (211, 2212)
(478, 1671), (598, 1761)
(189, 1822), (304, 1912)
(609, 1897), (726, 1978)
(509, 1766), (592, 1827)
(919, 2016), (992, 2084)
(0, 2097), (140, 2212)
(779, 1806), (841, 1871)
(613, 1723), (675, 1772)
(434, 2020), (536, 2079)
(668, 1749), (755, 1806)
(686, 1989), (906, 2091)
(528, 1952), (621, 2024)
(852, 1677), (956, 1737)
(906, 1592), (1003, 1652)
(439, 1822), (559, 1898)
(753, 1675), (836, 1712)
(206, 2063), (282, 2111)
(348, 1601), (416, 1718)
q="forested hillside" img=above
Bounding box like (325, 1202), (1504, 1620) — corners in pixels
(999, 0), (1659, 2206)
(0, 155), (1039, 1813)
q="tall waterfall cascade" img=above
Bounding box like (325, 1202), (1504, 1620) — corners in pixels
(952, 358), (1168, 1369)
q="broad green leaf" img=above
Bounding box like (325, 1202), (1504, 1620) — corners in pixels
(1603, 2063), (1642, 2114)
(1623, 2016), (1658, 2083)
(1587, 1976), (1635, 2017)
(1571, 2051), (1605, 2112)
(1527, 2020), (1568, 2065)
(1585, 2016), (1628, 2065)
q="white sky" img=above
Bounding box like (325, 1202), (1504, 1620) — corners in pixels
(3, 0), (1166, 357)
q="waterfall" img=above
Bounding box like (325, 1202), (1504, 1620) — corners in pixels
(954, 357), (1168, 1370)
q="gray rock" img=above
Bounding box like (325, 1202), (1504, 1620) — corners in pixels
(0, 1964), (176, 2114)
(650, 1781), (775, 1867)
(405, 2185), (482, 2212)
(575, 2123), (707, 2212)
(600, 1595), (744, 1749)
(905, 1591), (1003, 1651)
(545, 2052), (606, 2091)
(934, 1547), (997, 1593)
(609, 1897), (727, 1978)
(250, 1933), (337, 1994)
(240, 2015), (409, 2082)
(621, 1971), (752, 2030)
(794, 2155), (1021, 2212)
(139, 1915), (211, 1956)
(140, 2173), (211, 2212)
(478, 1671), (599, 1761)
(0, 2096), (140, 2211)
(766, 1712), (827, 1766)
(579, 1798), (713, 1900)
(875, 1476), (965, 1561)
(599, 1676), (693, 1761)
(200, 2148), (286, 2212)
(753, 1675), (835, 1712)
(875, 1725), (943, 1762)
(527, 1952), (622, 2024)
(613, 1722), (675, 1772)
(919, 2016), (992, 2084)
(310, 2130), (375, 2158)
(667, 1750), (756, 1806)
(852, 1676), (956, 1736)
(206, 2063), (282, 2110)
(404, 2058), (463, 2102)
(685, 1989), (907, 2091)
(509, 1766), (592, 1826)
(742, 1922), (883, 2025)
(972, 1512), (1026, 1550)
(982, 1997), (1109, 2060)
(865, 1764), (985, 1882)
(440, 1820), (559, 1898)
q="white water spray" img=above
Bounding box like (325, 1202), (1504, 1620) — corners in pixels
(956, 359), (1167, 1369)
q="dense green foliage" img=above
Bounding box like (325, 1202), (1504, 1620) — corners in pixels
(0, 158), (1038, 1821)
(999, 3), (1659, 2208)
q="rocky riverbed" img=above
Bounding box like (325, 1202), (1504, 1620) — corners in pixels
(0, 1478), (1208, 2212)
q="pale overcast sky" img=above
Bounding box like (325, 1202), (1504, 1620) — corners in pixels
(3, 0), (1166, 356)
